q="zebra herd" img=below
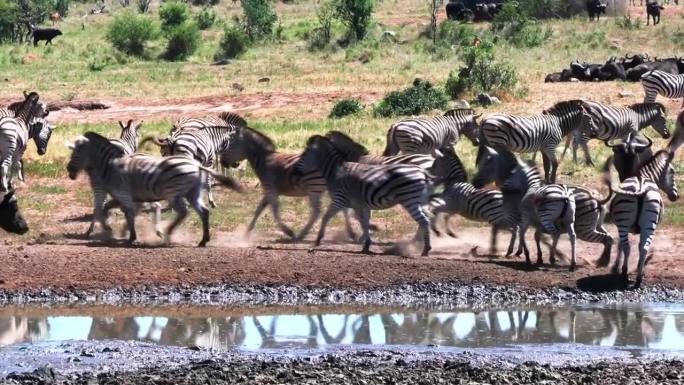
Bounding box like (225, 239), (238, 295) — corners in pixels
(0, 73), (683, 287)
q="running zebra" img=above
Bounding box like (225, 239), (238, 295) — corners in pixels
(641, 70), (684, 108)
(473, 146), (578, 270)
(603, 167), (663, 288)
(298, 135), (433, 256)
(67, 132), (243, 246)
(219, 126), (338, 241)
(429, 183), (518, 256)
(326, 131), (467, 188)
(581, 101), (670, 144)
(0, 92), (52, 192)
(143, 112), (243, 207)
(479, 100), (595, 183)
(383, 109), (481, 156)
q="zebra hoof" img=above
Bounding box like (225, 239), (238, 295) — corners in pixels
(198, 240), (208, 247)
(361, 248), (372, 255)
(282, 228), (296, 239)
(569, 264), (576, 272)
(369, 223), (380, 232)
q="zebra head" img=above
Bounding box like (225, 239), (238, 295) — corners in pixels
(431, 147), (468, 187)
(646, 151), (679, 202)
(0, 190), (28, 235)
(30, 117), (54, 156)
(632, 102), (670, 139)
(444, 109), (481, 146)
(324, 131), (369, 161)
(472, 145), (517, 188)
(66, 132), (124, 180)
(297, 135), (339, 175)
(220, 126), (274, 168)
(119, 119), (142, 140)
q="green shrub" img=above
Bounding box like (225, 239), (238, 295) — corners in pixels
(215, 26), (249, 60)
(374, 79), (448, 118)
(491, 3), (550, 48)
(518, 0), (574, 19)
(309, 0), (335, 50)
(241, 0), (278, 39)
(436, 21), (478, 47)
(445, 40), (519, 99)
(195, 8), (216, 30)
(159, 2), (188, 32)
(53, 0), (69, 17)
(329, 98), (363, 118)
(0, 0), (21, 43)
(107, 13), (158, 56)
(615, 15), (642, 30)
(334, 0), (374, 41)
(164, 22), (200, 61)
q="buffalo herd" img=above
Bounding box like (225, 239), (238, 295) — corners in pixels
(545, 54), (684, 83)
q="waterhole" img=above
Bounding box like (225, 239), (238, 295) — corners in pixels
(1, 303), (683, 356)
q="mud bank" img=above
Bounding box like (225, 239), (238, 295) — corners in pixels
(2, 344), (683, 385)
(2, 281), (684, 309)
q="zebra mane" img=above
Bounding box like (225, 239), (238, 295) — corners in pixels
(628, 101), (665, 113)
(242, 126), (276, 153)
(83, 131), (125, 157)
(324, 131), (370, 157)
(543, 99), (583, 115)
(443, 108), (474, 117)
(218, 112), (247, 128)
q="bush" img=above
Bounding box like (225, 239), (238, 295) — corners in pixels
(334, 0), (373, 41)
(615, 15), (642, 30)
(159, 2), (188, 32)
(445, 40), (519, 99)
(195, 8), (216, 30)
(0, 0), (21, 43)
(107, 13), (158, 56)
(517, 0), (573, 19)
(436, 21), (478, 47)
(309, 0), (335, 50)
(164, 22), (200, 61)
(374, 79), (448, 118)
(491, 3), (550, 48)
(329, 98), (363, 118)
(215, 26), (249, 60)
(241, 0), (278, 40)
(53, 0), (69, 17)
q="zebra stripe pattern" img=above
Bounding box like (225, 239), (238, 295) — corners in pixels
(429, 182), (518, 255)
(383, 109), (480, 156)
(67, 132), (242, 246)
(608, 176), (663, 288)
(480, 100), (593, 183)
(299, 135), (433, 256)
(569, 186), (613, 265)
(109, 120), (142, 155)
(641, 70), (684, 108)
(639, 150), (679, 202)
(581, 101), (670, 143)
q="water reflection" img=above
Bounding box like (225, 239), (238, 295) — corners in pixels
(1, 305), (683, 354)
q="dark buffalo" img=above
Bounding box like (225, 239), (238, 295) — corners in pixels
(0, 191), (28, 235)
(31, 27), (62, 46)
(646, 2), (664, 25)
(586, 0), (607, 21)
(626, 58), (680, 81)
(446, 1), (468, 20)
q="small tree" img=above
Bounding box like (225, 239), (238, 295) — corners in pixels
(164, 22), (200, 60)
(0, 0), (21, 43)
(107, 12), (158, 56)
(428, 0), (443, 44)
(334, 0), (373, 41)
(159, 1), (188, 32)
(241, 0), (277, 40)
(195, 8), (216, 30)
(215, 26), (249, 60)
(53, 0), (69, 17)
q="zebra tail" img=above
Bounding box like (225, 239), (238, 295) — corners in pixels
(139, 135), (168, 147)
(599, 156), (614, 205)
(201, 167), (244, 193)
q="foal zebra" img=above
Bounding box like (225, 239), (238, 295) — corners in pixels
(383, 109), (480, 156)
(219, 125), (334, 240)
(429, 183), (518, 256)
(67, 132), (243, 246)
(641, 70), (684, 108)
(0, 92), (52, 192)
(473, 147), (578, 269)
(144, 114), (242, 207)
(479, 100), (595, 183)
(298, 135), (433, 256)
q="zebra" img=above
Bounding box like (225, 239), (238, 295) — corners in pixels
(581, 101), (670, 145)
(382, 109), (481, 156)
(429, 183), (518, 256)
(143, 114), (241, 207)
(85, 120), (146, 237)
(219, 125), (332, 241)
(297, 135), (433, 256)
(67, 132), (243, 246)
(172, 111), (247, 132)
(325, 130), (467, 189)
(641, 70), (684, 108)
(602, 167), (663, 288)
(0, 92), (52, 192)
(479, 100), (596, 183)
(473, 146), (582, 270)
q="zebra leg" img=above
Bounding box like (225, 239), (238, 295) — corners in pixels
(342, 209), (358, 241)
(315, 204), (342, 247)
(505, 226), (517, 257)
(560, 135), (572, 162)
(121, 204), (138, 245)
(267, 193), (296, 239)
(165, 196), (189, 246)
(430, 211), (443, 236)
(617, 230), (630, 281)
(490, 225), (498, 255)
(404, 202), (431, 257)
(247, 196), (269, 234)
(297, 193), (322, 241)
(594, 225), (614, 267)
(545, 150), (559, 184)
(580, 142), (594, 167)
(541, 154), (551, 183)
(151, 202), (163, 238)
(634, 231), (655, 289)
(206, 173), (216, 208)
(89, 190), (112, 238)
(445, 215), (459, 238)
(187, 195), (210, 247)
(518, 219), (531, 264)
(535, 229), (544, 265)
(644, 91), (658, 103)
(357, 208), (372, 254)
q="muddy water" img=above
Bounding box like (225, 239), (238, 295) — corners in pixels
(1, 303), (683, 357)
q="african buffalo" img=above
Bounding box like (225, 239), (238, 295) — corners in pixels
(0, 191), (28, 235)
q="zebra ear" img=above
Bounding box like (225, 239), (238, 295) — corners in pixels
(118, 121), (125, 129)
(23, 90), (29, 99)
(65, 140), (75, 150)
